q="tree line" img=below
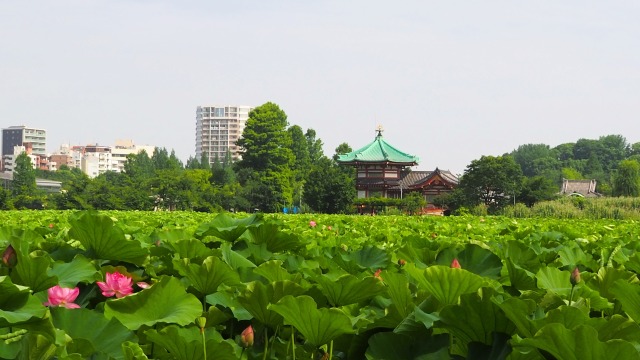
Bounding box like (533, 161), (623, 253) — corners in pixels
(0, 102), (357, 213)
(2, 102), (639, 214)
(442, 134), (640, 213)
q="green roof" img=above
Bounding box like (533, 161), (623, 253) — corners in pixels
(337, 133), (419, 165)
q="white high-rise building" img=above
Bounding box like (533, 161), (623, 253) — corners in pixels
(195, 105), (253, 164)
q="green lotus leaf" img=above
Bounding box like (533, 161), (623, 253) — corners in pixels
(16, 333), (57, 360)
(221, 243), (256, 270)
(51, 307), (136, 360)
(534, 306), (587, 331)
(589, 267), (638, 302)
(0, 338), (20, 360)
(394, 306), (440, 335)
(587, 315), (640, 342)
(439, 290), (516, 354)
(353, 246), (389, 270)
(0, 275), (47, 327)
(48, 255), (98, 288)
(450, 244), (503, 279)
(165, 238), (214, 260)
(535, 266), (572, 297)
(466, 332), (512, 360)
(518, 323), (640, 360)
(145, 325), (238, 360)
(610, 279), (640, 322)
(253, 260), (301, 283)
(9, 238), (58, 293)
(365, 332), (450, 360)
(494, 297), (542, 338)
(104, 276), (202, 330)
(506, 259), (537, 291)
(406, 265), (485, 306)
(68, 211), (148, 265)
(173, 256), (241, 296)
(268, 295), (354, 347)
(122, 341), (149, 360)
(206, 291), (253, 321)
(244, 222), (307, 252)
(194, 213), (262, 242)
(237, 280), (305, 329)
(316, 273), (386, 307)
(556, 242), (591, 269)
(384, 271), (415, 318)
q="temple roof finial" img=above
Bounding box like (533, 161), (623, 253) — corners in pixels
(376, 124), (384, 138)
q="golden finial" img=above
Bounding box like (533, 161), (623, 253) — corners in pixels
(376, 124), (384, 137)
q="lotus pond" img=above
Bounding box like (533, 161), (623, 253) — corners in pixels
(2, 210), (640, 359)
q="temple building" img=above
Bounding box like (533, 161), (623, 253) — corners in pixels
(336, 127), (458, 203)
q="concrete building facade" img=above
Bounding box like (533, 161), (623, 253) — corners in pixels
(195, 105), (253, 164)
(2, 125), (47, 157)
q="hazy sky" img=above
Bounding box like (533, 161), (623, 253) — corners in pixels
(2, 1), (639, 174)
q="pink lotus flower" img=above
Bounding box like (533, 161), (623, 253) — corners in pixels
(97, 272), (134, 298)
(451, 258), (461, 269)
(309, 220), (317, 228)
(44, 285), (80, 308)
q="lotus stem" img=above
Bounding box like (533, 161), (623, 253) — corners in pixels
(329, 340), (334, 360)
(262, 328), (268, 360)
(202, 329), (207, 360)
(269, 325), (279, 359)
(291, 327), (296, 360)
(569, 285), (575, 306)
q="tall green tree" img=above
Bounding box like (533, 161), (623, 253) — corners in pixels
(613, 159), (640, 197)
(11, 152), (43, 209)
(304, 157), (355, 214)
(12, 153), (37, 197)
(511, 144), (558, 177)
(305, 129), (324, 163)
(459, 155), (523, 211)
(236, 102), (295, 211)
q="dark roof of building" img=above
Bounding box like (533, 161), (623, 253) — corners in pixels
(337, 132), (419, 165)
(389, 168), (459, 190)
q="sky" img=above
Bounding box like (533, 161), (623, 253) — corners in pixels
(1, 1), (639, 174)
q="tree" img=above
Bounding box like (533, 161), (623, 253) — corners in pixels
(403, 192), (426, 215)
(517, 176), (558, 206)
(511, 144), (556, 177)
(12, 153), (37, 197)
(458, 155), (523, 211)
(305, 129), (324, 164)
(11, 152), (42, 209)
(303, 157), (355, 214)
(333, 143), (352, 162)
(613, 159), (640, 197)
(236, 102), (295, 211)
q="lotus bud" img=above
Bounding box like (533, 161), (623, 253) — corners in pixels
(241, 325), (254, 347)
(451, 258), (461, 269)
(570, 267), (581, 286)
(374, 269), (383, 281)
(398, 259), (406, 266)
(2, 245), (17, 268)
(196, 317), (207, 333)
